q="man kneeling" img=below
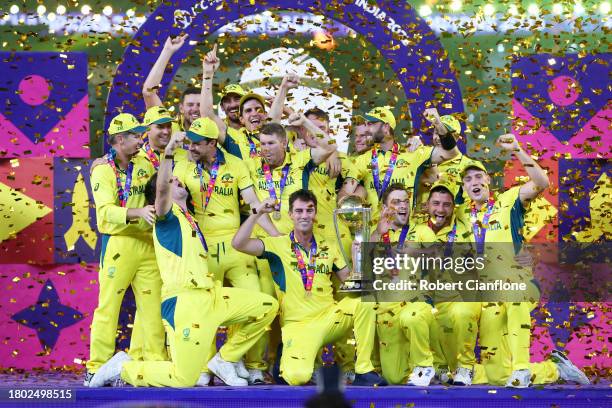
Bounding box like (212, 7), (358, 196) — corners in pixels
(89, 130), (278, 388)
(232, 189), (385, 386)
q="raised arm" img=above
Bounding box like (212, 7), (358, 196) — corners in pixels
(232, 199), (277, 256)
(269, 74), (299, 122)
(201, 44), (228, 144)
(497, 133), (550, 204)
(288, 113), (336, 165)
(241, 186), (282, 237)
(143, 34), (189, 109)
(156, 132), (185, 216)
(423, 108), (462, 164)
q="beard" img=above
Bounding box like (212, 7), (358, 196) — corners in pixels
(372, 125), (385, 143)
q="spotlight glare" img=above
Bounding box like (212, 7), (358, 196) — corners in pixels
(57, 5), (67, 15)
(419, 5), (432, 16)
(126, 8), (135, 17)
(47, 12), (57, 22)
(527, 3), (540, 15)
(552, 3), (564, 15)
(81, 5), (92, 15)
(450, 0), (462, 11)
(103, 6), (112, 16)
(9, 5), (19, 14)
(483, 4), (495, 16)
(36, 5), (46, 15)
(600, 1), (611, 14)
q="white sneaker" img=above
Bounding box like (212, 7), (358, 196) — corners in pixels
(453, 367), (473, 386)
(551, 350), (590, 385)
(248, 369), (265, 385)
(89, 351), (131, 387)
(434, 367), (451, 384)
(344, 370), (356, 384)
(83, 371), (94, 387)
(207, 353), (248, 386)
(506, 369), (531, 388)
(407, 366), (435, 386)
(234, 359), (249, 379)
(196, 372), (211, 387)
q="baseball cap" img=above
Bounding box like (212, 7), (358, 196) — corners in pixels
(440, 114), (461, 134)
(221, 84), (246, 101)
(362, 106), (396, 129)
(461, 161), (488, 177)
(108, 113), (147, 136)
(428, 178), (455, 198)
(143, 106), (175, 126)
(186, 117), (219, 142)
(239, 92), (267, 114)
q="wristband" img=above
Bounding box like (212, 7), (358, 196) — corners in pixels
(251, 208), (257, 215)
(439, 132), (457, 150)
(164, 154), (174, 160)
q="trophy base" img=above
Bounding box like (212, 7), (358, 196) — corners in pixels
(338, 279), (372, 293)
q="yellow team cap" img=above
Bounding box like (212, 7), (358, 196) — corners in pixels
(143, 106), (175, 126)
(428, 178), (456, 198)
(239, 92), (267, 114)
(221, 84), (246, 100)
(461, 161), (488, 177)
(362, 106), (397, 130)
(107, 113), (147, 136)
(186, 117), (219, 142)
(440, 114), (461, 134)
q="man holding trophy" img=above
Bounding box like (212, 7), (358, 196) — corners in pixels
(232, 190), (385, 386)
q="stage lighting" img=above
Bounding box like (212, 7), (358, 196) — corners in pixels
(483, 4), (495, 16)
(450, 0), (462, 12)
(36, 5), (46, 15)
(47, 12), (56, 21)
(9, 4), (19, 14)
(528, 3), (540, 15)
(574, 2), (585, 15)
(126, 8), (135, 17)
(508, 4), (519, 15)
(81, 5), (92, 15)
(57, 5), (66, 15)
(600, 1), (611, 13)
(552, 3), (564, 15)
(419, 5), (432, 16)
(103, 6), (112, 16)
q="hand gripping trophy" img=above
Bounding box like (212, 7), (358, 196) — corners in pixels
(334, 195), (372, 292)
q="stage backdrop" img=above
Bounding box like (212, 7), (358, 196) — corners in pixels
(0, 1), (609, 376)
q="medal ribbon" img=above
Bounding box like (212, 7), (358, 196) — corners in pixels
(142, 140), (160, 170)
(263, 161), (290, 211)
(427, 219), (457, 257)
(471, 194), (495, 254)
(372, 143), (399, 199)
(180, 207), (208, 251)
(246, 133), (258, 158)
(197, 159), (220, 212)
(290, 231), (317, 292)
(106, 148), (134, 207)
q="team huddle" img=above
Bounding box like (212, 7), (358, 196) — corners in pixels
(85, 35), (589, 389)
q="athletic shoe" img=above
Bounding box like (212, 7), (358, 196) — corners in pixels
(83, 371), (94, 387)
(88, 351), (131, 387)
(453, 367), (473, 386)
(207, 353), (248, 386)
(551, 349), (590, 385)
(247, 369), (265, 385)
(344, 370), (356, 384)
(506, 369), (531, 388)
(434, 367), (451, 385)
(352, 371), (388, 386)
(234, 359), (249, 379)
(196, 372), (211, 387)
(407, 366), (435, 386)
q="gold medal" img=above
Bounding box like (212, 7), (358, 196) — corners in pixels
(273, 211), (281, 220)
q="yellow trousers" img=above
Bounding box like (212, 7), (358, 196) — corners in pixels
(87, 234), (166, 372)
(208, 237), (267, 370)
(434, 302), (481, 372)
(280, 297), (376, 385)
(377, 302), (434, 384)
(121, 286), (278, 387)
(479, 301), (559, 385)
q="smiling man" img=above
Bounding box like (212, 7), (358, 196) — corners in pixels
(232, 190), (385, 386)
(140, 106), (190, 168)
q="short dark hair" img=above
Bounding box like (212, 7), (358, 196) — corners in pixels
(260, 122), (286, 140)
(181, 86), (200, 103)
(289, 189), (317, 212)
(381, 183), (408, 205)
(145, 173), (195, 214)
(239, 96), (265, 114)
(304, 107), (329, 122)
(428, 185), (454, 202)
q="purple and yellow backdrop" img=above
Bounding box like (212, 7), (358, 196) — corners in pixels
(0, 1), (609, 374)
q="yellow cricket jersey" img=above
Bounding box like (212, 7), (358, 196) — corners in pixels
(244, 149), (313, 236)
(171, 115), (188, 133)
(137, 145), (190, 170)
(222, 127), (260, 160)
(303, 152), (355, 230)
(153, 204), (215, 299)
(347, 145), (432, 220)
(455, 186), (525, 250)
(90, 154), (154, 236)
(259, 234), (347, 324)
(173, 149), (253, 240)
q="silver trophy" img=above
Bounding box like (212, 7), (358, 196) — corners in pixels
(333, 195), (371, 292)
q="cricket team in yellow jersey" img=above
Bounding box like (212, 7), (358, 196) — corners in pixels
(86, 36), (590, 389)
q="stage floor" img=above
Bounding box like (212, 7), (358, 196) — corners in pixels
(0, 373), (609, 407)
